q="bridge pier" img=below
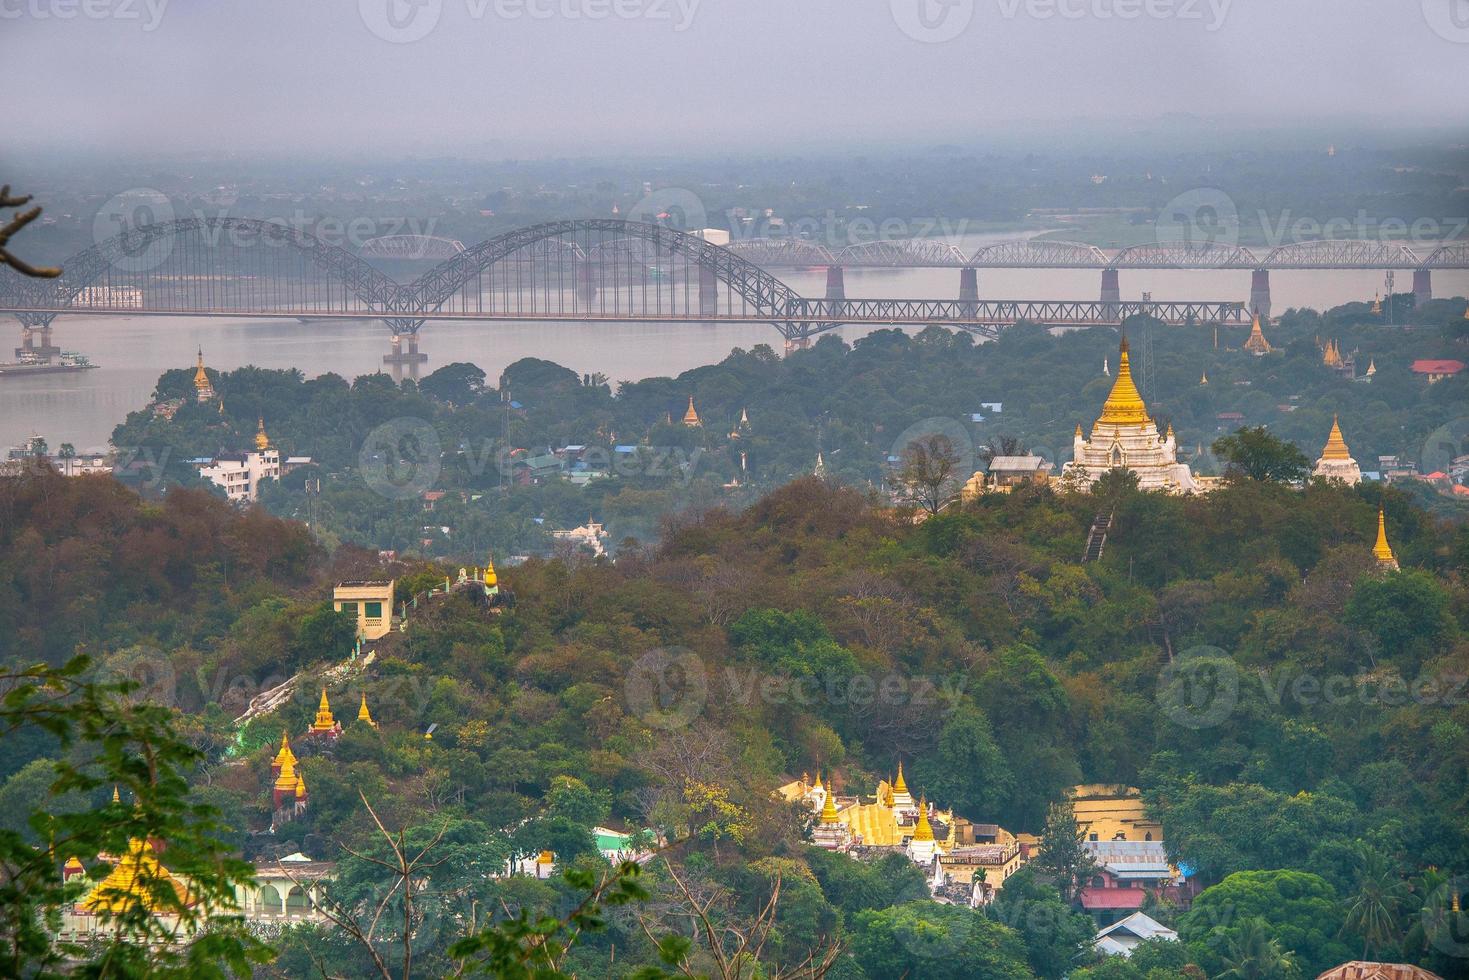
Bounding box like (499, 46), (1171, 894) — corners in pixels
(1100, 268), (1120, 317)
(383, 319), (428, 382)
(1249, 269), (1271, 319)
(698, 265), (718, 317)
(959, 267), (980, 321)
(16, 316), (61, 362)
(1413, 268), (1432, 306)
(825, 265), (846, 302)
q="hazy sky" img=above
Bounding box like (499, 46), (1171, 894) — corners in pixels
(8, 0), (1469, 157)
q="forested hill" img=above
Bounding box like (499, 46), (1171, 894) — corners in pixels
(2, 467), (1466, 977)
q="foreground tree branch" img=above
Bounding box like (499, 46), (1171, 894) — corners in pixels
(0, 185), (61, 278)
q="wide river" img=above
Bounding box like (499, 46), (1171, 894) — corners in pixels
(4, 263), (1466, 452)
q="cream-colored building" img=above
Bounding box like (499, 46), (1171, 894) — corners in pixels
(236, 853), (335, 925)
(1313, 415), (1362, 485)
(1070, 784), (1163, 842)
(332, 580), (396, 640)
(1063, 337), (1200, 493)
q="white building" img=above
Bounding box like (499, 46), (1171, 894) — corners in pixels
(1063, 336), (1201, 493)
(1094, 911), (1178, 957)
(197, 418), (279, 502)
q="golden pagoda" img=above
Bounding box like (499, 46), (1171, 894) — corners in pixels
(293, 771), (307, 801)
(892, 761), (912, 806)
(912, 797), (935, 842)
(1323, 339), (1343, 368)
(1373, 508), (1399, 571)
(254, 416), (271, 452)
(193, 348), (214, 402)
(819, 784), (840, 825)
(1064, 335), (1199, 492)
(1371, 294), (1383, 315)
(80, 837), (190, 915)
(274, 754), (298, 795)
(1096, 336), (1149, 426)
(682, 396), (702, 427)
(358, 692), (377, 729)
(271, 732), (297, 776)
(307, 688), (341, 737)
(1365, 359), (1377, 377)
(1200, 371), (1208, 385)
(1313, 415), (1361, 484)
(1242, 312), (1273, 354)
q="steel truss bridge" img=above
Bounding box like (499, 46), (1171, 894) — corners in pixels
(721, 237), (1469, 270)
(0, 219), (1248, 356)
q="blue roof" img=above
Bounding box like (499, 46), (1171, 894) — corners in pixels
(615, 445), (637, 453)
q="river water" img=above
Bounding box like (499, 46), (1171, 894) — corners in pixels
(3, 264), (1465, 452)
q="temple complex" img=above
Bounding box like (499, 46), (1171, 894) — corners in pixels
(1062, 336), (1200, 493)
(1312, 415), (1362, 484)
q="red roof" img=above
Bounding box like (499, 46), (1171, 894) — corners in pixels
(1410, 359), (1465, 375)
(1079, 887), (1148, 910)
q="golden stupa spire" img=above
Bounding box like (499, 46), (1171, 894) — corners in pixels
(309, 688), (337, 733)
(1321, 414), (1352, 460)
(111, 785), (121, 805)
(483, 555), (497, 588)
(273, 731), (297, 770)
(1200, 370), (1208, 385)
(1096, 335), (1150, 426)
(358, 692), (376, 727)
(682, 395), (701, 427)
(1373, 508), (1398, 570)
(1371, 293), (1383, 315)
(193, 348), (211, 392)
(819, 784), (840, 824)
(813, 770), (824, 792)
(893, 761), (909, 796)
(1242, 312), (1273, 354)
(254, 416), (270, 452)
(912, 796), (935, 842)
(293, 771), (307, 798)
